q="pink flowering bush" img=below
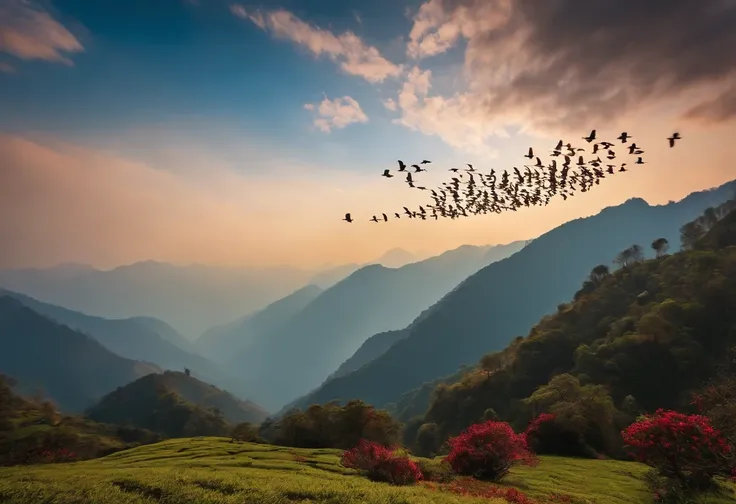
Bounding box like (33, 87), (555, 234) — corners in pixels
(445, 420), (538, 481)
(622, 409), (735, 492)
(340, 439), (423, 485)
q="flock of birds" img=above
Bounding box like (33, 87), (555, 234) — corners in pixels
(342, 130), (683, 223)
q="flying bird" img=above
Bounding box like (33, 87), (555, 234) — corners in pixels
(583, 130), (596, 143)
(667, 132), (681, 148)
(382, 169), (393, 178)
(525, 147), (534, 159)
(382, 213), (388, 222)
(397, 160), (407, 171)
(420, 159), (432, 164)
(618, 132), (631, 143)
(342, 213), (353, 223)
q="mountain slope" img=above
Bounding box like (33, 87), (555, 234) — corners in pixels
(0, 289), (242, 400)
(86, 373), (232, 438)
(294, 181), (736, 410)
(231, 242), (525, 410)
(420, 201), (736, 442)
(0, 296), (159, 412)
(88, 371), (268, 426)
(196, 284), (323, 364)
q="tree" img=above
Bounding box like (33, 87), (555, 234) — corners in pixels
(651, 238), (669, 258)
(680, 220), (705, 250)
(415, 422), (441, 457)
(445, 420), (538, 481)
(184, 368), (191, 377)
(613, 244), (644, 268)
(589, 264), (610, 284)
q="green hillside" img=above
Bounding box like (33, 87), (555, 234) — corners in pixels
(85, 372), (262, 438)
(400, 199), (736, 455)
(0, 374), (161, 466)
(4, 437), (732, 504)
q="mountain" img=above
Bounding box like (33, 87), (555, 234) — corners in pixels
(229, 241), (526, 411)
(308, 264), (362, 289)
(0, 289), (246, 401)
(0, 261), (326, 338)
(414, 200), (736, 449)
(88, 371), (268, 426)
(290, 181), (736, 412)
(196, 284), (324, 364)
(0, 296), (159, 412)
(86, 373), (232, 438)
(371, 248), (419, 268)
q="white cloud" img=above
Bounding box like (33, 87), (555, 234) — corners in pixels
(0, 0), (83, 65)
(305, 96), (368, 133)
(230, 5), (402, 83)
(382, 98), (397, 111)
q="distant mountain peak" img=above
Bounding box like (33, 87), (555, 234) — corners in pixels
(373, 248), (418, 268)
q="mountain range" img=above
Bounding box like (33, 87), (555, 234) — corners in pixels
(287, 180), (736, 413)
(218, 241), (526, 410)
(0, 296), (160, 412)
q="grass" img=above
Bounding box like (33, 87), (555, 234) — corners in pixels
(0, 437), (734, 504)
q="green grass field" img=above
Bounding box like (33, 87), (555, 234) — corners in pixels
(1, 438), (734, 504)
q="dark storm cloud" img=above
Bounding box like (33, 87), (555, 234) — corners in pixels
(417, 0), (736, 127)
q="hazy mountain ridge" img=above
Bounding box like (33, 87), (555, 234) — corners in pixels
(0, 289), (251, 404)
(0, 296), (160, 412)
(196, 284), (324, 364)
(289, 181), (736, 412)
(229, 242), (525, 411)
(0, 262), (325, 338)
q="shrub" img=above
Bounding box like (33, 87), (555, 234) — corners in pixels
(341, 439), (422, 485)
(524, 413), (598, 458)
(622, 409), (735, 493)
(416, 458), (455, 482)
(445, 420), (538, 481)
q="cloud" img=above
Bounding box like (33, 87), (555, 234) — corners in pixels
(382, 98), (397, 111)
(0, 0), (83, 64)
(230, 4), (402, 83)
(304, 96), (368, 132)
(394, 0), (736, 148)
(389, 66), (505, 155)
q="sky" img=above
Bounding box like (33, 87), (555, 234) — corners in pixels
(0, 0), (735, 270)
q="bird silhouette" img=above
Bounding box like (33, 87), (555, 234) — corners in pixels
(397, 160), (407, 172)
(382, 169), (393, 178)
(342, 213), (353, 223)
(583, 130), (596, 143)
(618, 132), (631, 143)
(382, 213), (388, 222)
(667, 132), (681, 148)
(420, 159), (432, 164)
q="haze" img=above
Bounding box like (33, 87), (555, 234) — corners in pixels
(1, 0), (734, 270)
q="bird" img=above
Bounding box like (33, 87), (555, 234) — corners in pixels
(583, 130), (596, 143)
(635, 157), (645, 164)
(525, 147), (534, 159)
(449, 168), (460, 172)
(413, 164), (426, 173)
(397, 160), (407, 171)
(394, 212), (401, 219)
(382, 169), (393, 178)
(618, 132), (631, 143)
(342, 213), (353, 223)
(370, 215), (379, 222)
(420, 159), (432, 164)
(382, 213), (388, 222)
(667, 132), (681, 148)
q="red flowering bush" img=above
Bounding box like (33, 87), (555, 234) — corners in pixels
(340, 439), (422, 485)
(445, 420), (538, 481)
(622, 409), (735, 491)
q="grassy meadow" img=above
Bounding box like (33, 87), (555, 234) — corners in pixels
(0, 437), (735, 504)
